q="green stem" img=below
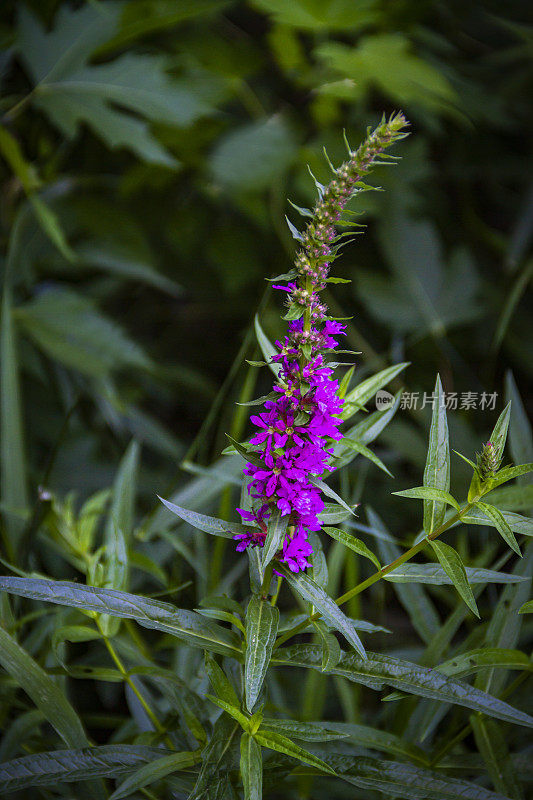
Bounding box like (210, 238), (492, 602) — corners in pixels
(430, 669), (531, 766)
(271, 576), (282, 606)
(95, 619), (174, 748)
(274, 503), (474, 649)
(261, 561), (275, 598)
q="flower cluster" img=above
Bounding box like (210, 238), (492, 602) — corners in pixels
(235, 319), (346, 571)
(233, 113), (409, 571)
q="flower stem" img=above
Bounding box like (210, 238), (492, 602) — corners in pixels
(273, 502), (474, 649)
(96, 619), (174, 747)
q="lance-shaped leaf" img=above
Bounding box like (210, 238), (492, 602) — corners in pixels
(384, 563), (526, 585)
(461, 507), (533, 536)
(394, 486), (459, 511)
(206, 695), (251, 730)
(338, 438), (393, 476)
(314, 721), (427, 764)
(158, 496), (249, 538)
(244, 595), (279, 711)
(205, 653), (240, 707)
(259, 717), (348, 742)
(519, 600), (533, 614)
(309, 477), (356, 517)
(488, 402), (512, 465)
(272, 644), (533, 728)
(313, 619), (342, 671)
(110, 751), (199, 800)
(240, 733), (262, 800)
(489, 463), (533, 490)
(437, 648), (530, 679)
(474, 501), (522, 555)
(0, 625), (88, 750)
(261, 511), (287, 572)
(0, 576), (240, 658)
(470, 716), (524, 800)
(101, 441), (137, 636)
(371, 508), (440, 644)
(318, 503), (355, 525)
(423, 375), (450, 534)
(322, 526), (380, 569)
(505, 371), (533, 476)
(341, 362), (409, 419)
(253, 730), (336, 775)
(335, 754), (510, 800)
(0, 746), (168, 794)
(189, 715), (240, 800)
(280, 567), (366, 658)
(254, 314), (281, 377)
(430, 540), (480, 617)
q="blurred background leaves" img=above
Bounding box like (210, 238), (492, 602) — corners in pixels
(0, 0), (531, 568)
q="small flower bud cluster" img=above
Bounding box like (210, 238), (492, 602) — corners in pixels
(476, 440), (503, 481)
(234, 113), (409, 571)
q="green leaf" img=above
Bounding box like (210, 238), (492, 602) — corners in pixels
(244, 595), (279, 711)
(0, 625), (88, 749)
(206, 694), (251, 729)
(430, 540), (480, 617)
(341, 362), (409, 419)
(280, 567), (366, 658)
(460, 508), (533, 537)
(0, 745), (168, 794)
(370, 508), (440, 644)
(322, 527), (380, 569)
(318, 503), (355, 525)
(18, 5), (212, 166)
(273, 644), (533, 728)
(394, 486), (459, 511)
(0, 576), (241, 658)
(482, 484), (533, 511)
(339, 438), (393, 476)
(474, 501), (521, 556)
(205, 653), (240, 707)
(475, 545), (533, 697)
(437, 648), (531, 679)
(77, 242), (182, 297)
(0, 287), (28, 549)
(16, 288), (151, 378)
(309, 477), (356, 517)
(240, 733), (262, 800)
(470, 717), (525, 800)
(254, 730), (336, 775)
(158, 496), (249, 537)
(51, 625), (102, 665)
(487, 402), (512, 466)
(519, 600), (533, 614)
(110, 751), (199, 800)
(505, 371), (533, 478)
(335, 754), (509, 800)
(101, 442), (137, 636)
(489, 463), (533, 490)
(423, 376), (450, 534)
(384, 563), (526, 585)
(0, 126), (74, 260)
(261, 511), (287, 572)
(336, 392), (401, 468)
(314, 721), (427, 764)
(254, 315), (281, 377)
(210, 116), (297, 191)
(313, 619), (342, 671)
(260, 717), (348, 742)
(189, 715), (240, 800)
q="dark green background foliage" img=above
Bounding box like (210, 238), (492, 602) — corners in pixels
(0, 1), (532, 799)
